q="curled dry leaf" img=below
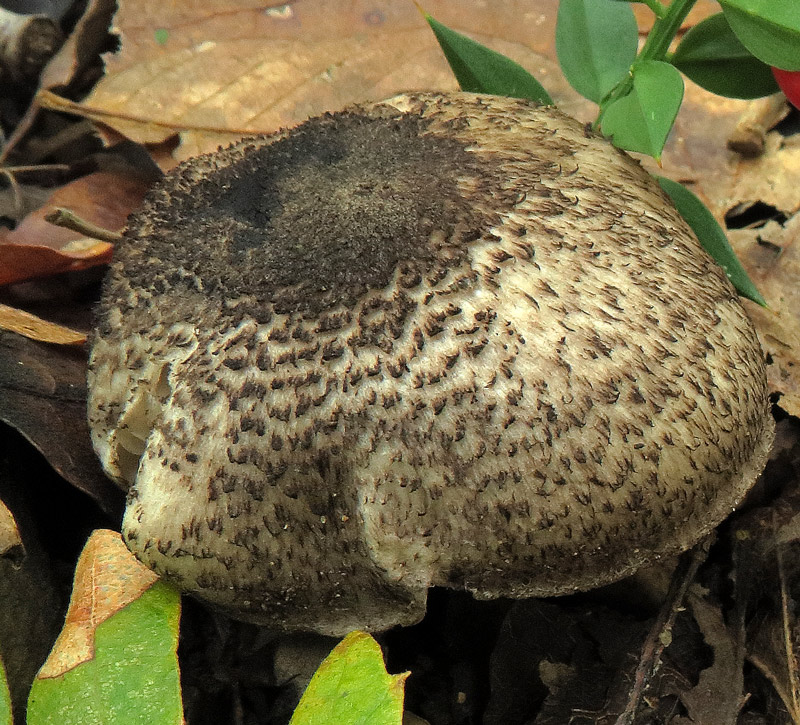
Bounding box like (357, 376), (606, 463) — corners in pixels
(656, 85), (800, 416)
(37, 529), (159, 678)
(0, 0), (117, 161)
(726, 133), (800, 218)
(0, 171), (149, 286)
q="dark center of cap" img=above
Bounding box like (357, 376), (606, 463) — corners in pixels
(126, 110), (489, 318)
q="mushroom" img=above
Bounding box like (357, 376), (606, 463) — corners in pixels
(88, 92), (774, 636)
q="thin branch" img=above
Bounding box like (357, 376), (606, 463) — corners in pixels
(44, 207), (123, 244)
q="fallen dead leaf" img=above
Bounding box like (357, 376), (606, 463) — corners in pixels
(0, 330), (123, 516)
(0, 170), (148, 286)
(37, 529), (159, 679)
(725, 134), (800, 219)
(728, 214), (800, 418)
(0, 303), (86, 345)
(0, 0), (118, 162)
(69, 0), (580, 160)
(682, 588), (744, 724)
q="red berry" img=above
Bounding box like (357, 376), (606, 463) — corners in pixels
(772, 67), (800, 110)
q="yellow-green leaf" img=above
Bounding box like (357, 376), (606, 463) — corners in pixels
(290, 631), (408, 725)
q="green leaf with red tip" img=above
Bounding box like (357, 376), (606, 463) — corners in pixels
(290, 631), (408, 725)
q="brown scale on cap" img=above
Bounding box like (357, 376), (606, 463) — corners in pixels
(88, 92), (774, 636)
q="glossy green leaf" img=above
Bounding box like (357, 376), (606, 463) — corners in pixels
(423, 13), (553, 104)
(672, 13), (779, 98)
(657, 176), (766, 306)
(556, 0), (639, 103)
(719, 0), (800, 71)
(0, 658), (11, 725)
(290, 631), (408, 725)
(27, 583), (182, 725)
(600, 60), (683, 159)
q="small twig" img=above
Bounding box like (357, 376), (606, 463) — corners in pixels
(44, 207), (123, 244)
(775, 514), (800, 718)
(614, 539), (711, 725)
(2, 163), (70, 175)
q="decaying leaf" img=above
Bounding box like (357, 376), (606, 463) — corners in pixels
(28, 530), (182, 725)
(71, 0), (574, 160)
(655, 83), (800, 414)
(36, 529), (160, 678)
(728, 214), (800, 417)
(730, 444), (800, 722)
(680, 588), (745, 723)
(0, 446), (64, 720)
(0, 330), (122, 516)
(0, 171), (148, 286)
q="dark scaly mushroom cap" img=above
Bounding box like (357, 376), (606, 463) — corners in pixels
(88, 92), (774, 636)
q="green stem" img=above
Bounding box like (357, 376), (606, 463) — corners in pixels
(594, 0), (697, 129)
(640, 0), (667, 19)
(637, 0), (697, 63)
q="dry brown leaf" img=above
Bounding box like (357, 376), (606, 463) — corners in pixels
(728, 214), (800, 417)
(654, 87), (800, 415)
(75, 0), (578, 160)
(0, 0), (118, 162)
(0, 303), (86, 345)
(725, 135), (800, 218)
(682, 589), (744, 724)
(0, 329), (123, 515)
(37, 529), (159, 679)
(0, 170), (148, 286)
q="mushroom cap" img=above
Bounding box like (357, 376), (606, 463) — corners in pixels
(88, 92), (774, 636)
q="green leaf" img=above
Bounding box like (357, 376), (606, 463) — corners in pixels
(656, 176), (766, 306)
(719, 0), (800, 71)
(27, 583), (182, 725)
(672, 13), (779, 98)
(556, 0), (639, 103)
(423, 13), (553, 104)
(600, 60), (684, 159)
(290, 631), (408, 725)
(0, 658), (11, 725)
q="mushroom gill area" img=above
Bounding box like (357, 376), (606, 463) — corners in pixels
(87, 92), (774, 636)
(110, 363), (171, 486)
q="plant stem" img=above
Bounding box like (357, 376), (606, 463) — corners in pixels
(640, 0), (667, 19)
(637, 0), (697, 63)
